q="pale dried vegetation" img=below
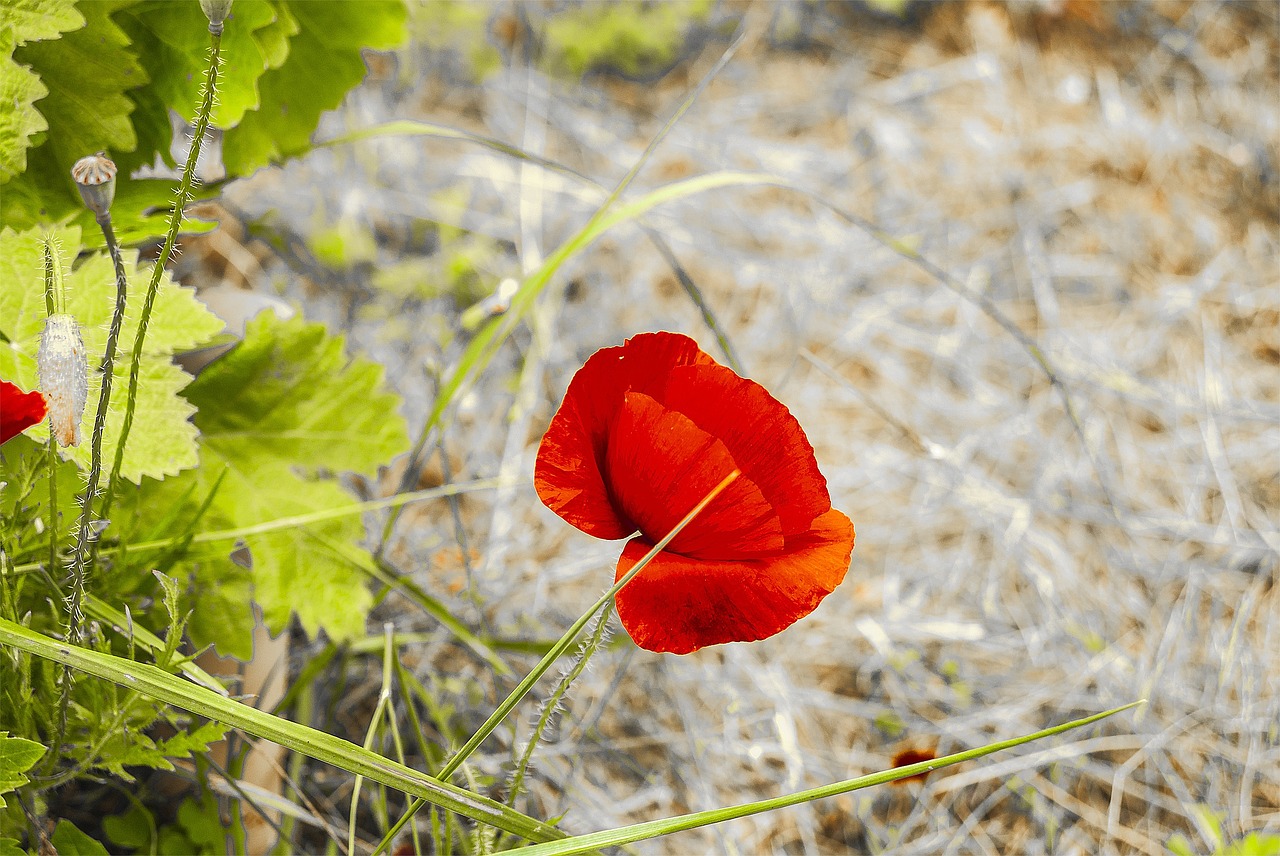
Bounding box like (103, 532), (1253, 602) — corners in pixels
(210, 1), (1278, 852)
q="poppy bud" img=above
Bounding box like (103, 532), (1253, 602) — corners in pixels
(37, 314), (88, 447)
(71, 153), (117, 221)
(199, 0), (233, 34)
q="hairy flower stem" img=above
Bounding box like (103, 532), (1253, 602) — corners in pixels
(42, 242), (62, 577)
(101, 30), (222, 523)
(505, 604), (613, 815)
(56, 211), (129, 757)
(67, 213), (127, 639)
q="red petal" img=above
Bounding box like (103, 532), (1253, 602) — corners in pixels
(535, 332), (714, 539)
(604, 391), (783, 558)
(659, 364), (831, 536)
(614, 508), (855, 653)
(0, 381), (48, 445)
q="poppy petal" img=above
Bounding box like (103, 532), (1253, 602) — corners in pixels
(604, 391), (784, 559)
(0, 381), (48, 445)
(614, 508), (855, 653)
(535, 332), (715, 539)
(660, 364), (832, 536)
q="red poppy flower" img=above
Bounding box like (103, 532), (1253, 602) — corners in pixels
(1, 381), (48, 445)
(535, 332), (854, 654)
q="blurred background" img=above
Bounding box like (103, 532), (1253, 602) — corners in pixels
(182, 1), (1278, 852)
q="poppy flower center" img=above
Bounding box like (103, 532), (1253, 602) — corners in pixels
(603, 391), (785, 560)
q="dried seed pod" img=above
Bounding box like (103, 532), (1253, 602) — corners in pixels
(71, 152), (117, 220)
(37, 314), (88, 447)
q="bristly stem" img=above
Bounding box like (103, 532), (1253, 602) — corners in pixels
(67, 212), (127, 643)
(101, 27), (222, 521)
(503, 602), (614, 820)
(42, 240), (62, 577)
(56, 210), (129, 759)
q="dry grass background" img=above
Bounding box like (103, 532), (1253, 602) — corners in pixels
(202, 1), (1278, 852)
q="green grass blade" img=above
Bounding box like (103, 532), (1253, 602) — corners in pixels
(511, 701), (1145, 856)
(83, 594), (228, 696)
(9, 478), (503, 576)
(0, 617), (566, 845)
(422, 170), (779, 447)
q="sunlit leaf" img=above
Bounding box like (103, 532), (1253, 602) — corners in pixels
(222, 0), (407, 173)
(0, 731), (45, 809)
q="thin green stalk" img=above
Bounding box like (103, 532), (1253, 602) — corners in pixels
(66, 212), (127, 639)
(41, 239), (62, 588)
(349, 625), (397, 855)
(55, 209), (130, 760)
(103, 27), (222, 522)
(11, 478), (504, 577)
(506, 604), (614, 814)
(511, 701), (1147, 856)
(370, 470), (741, 856)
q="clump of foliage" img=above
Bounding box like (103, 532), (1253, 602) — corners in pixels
(1, 0), (409, 848)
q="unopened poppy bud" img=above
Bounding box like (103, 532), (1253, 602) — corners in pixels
(199, 0), (233, 34)
(71, 153), (116, 221)
(37, 314), (88, 447)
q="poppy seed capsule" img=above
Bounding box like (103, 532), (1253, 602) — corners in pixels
(71, 153), (117, 220)
(37, 314), (88, 447)
(199, 0), (233, 33)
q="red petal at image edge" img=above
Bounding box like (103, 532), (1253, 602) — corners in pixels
(535, 332), (715, 539)
(0, 383), (47, 444)
(614, 508), (855, 654)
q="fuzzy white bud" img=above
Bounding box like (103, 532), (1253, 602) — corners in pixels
(37, 314), (88, 447)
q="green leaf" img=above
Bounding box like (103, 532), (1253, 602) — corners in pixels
(0, 224), (223, 482)
(50, 820), (109, 856)
(0, 0), (82, 181)
(102, 803), (153, 851)
(157, 721), (227, 758)
(183, 549), (254, 661)
(9, 0), (145, 206)
(0, 41), (49, 184)
(4, 0), (83, 43)
(251, 1), (299, 69)
(0, 839), (24, 856)
(154, 313), (409, 654)
(185, 313), (407, 473)
(222, 0), (407, 174)
(0, 435), (80, 563)
(0, 732), (45, 809)
(117, 0), (278, 129)
(175, 793), (225, 854)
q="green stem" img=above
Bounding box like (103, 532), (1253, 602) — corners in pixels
(512, 701), (1147, 856)
(506, 603), (613, 814)
(66, 213), (127, 635)
(56, 210), (129, 769)
(102, 28), (222, 522)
